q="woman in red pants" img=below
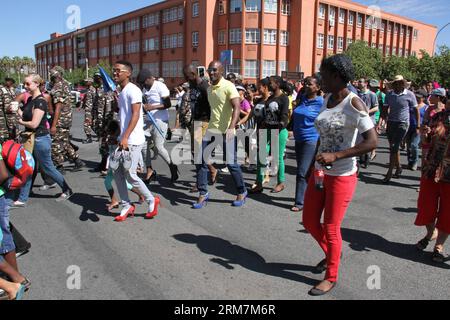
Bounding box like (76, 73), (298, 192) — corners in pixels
(415, 88), (450, 263)
(302, 55), (378, 296)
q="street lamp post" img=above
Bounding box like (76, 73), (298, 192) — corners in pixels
(433, 22), (450, 55)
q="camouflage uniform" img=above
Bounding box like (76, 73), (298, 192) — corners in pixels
(97, 88), (115, 157)
(50, 79), (79, 166)
(83, 85), (96, 138)
(0, 85), (17, 142)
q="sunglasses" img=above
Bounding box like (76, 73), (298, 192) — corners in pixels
(112, 69), (128, 74)
(208, 68), (219, 73)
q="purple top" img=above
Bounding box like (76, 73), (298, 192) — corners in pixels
(240, 99), (251, 113)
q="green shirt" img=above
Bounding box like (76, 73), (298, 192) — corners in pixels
(207, 78), (240, 134)
(0, 144), (4, 197)
(374, 90), (386, 123)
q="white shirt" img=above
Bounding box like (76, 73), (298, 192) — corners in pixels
(143, 80), (171, 123)
(315, 92), (374, 176)
(118, 82), (145, 146)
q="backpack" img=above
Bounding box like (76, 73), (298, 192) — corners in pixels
(1, 140), (35, 190)
(178, 90), (192, 129)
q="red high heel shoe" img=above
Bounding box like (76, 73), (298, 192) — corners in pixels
(146, 197), (161, 219)
(114, 205), (136, 222)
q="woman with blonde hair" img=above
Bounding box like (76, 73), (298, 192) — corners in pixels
(12, 74), (73, 205)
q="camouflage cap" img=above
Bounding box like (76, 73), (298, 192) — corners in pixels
(49, 66), (65, 77)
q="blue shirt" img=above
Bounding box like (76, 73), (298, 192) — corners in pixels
(419, 104), (428, 126)
(293, 95), (324, 142)
(385, 89), (417, 123)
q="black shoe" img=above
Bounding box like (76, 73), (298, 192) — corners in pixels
(166, 129), (172, 141)
(82, 137), (93, 144)
(144, 171), (157, 185)
(170, 164), (179, 182)
(72, 159), (85, 172)
(308, 282), (336, 296)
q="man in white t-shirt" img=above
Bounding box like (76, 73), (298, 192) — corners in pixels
(112, 61), (157, 221)
(137, 69), (179, 184)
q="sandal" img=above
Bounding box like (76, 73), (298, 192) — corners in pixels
(248, 184), (263, 194)
(432, 248), (445, 263)
(271, 184), (285, 194)
(107, 203), (120, 212)
(291, 206), (303, 213)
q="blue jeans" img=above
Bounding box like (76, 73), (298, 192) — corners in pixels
(406, 127), (420, 166)
(294, 140), (318, 207)
(18, 134), (70, 202)
(0, 196), (15, 255)
(196, 135), (246, 196)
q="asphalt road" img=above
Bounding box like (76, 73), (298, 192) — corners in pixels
(9, 109), (450, 300)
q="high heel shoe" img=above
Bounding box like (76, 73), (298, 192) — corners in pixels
(170, 164), (180, 183)
(144, 171), (157, 185)
(114, 205), (136, 222)
(192, 194), (209, 209)
(232, 191), (248, 207)
(146, 197), (161, 219)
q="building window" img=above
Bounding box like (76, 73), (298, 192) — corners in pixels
(281, 0), (290, 15)
(328, 35), (335, 49)
(143, 13), (160, 28)
(228, 59), (241, 75)
(329, 7), (335, 26)
(111, 23), (123, 35)
(279, 61), (288, 76)
(319, 4), (326, 19)
(143, 63), (159, 77)
(112, 44), (123, 56)
(357, 13), (362, 27)
(59, 40), (65, 48)
(245, 60), (259, 78)
(347, 38), (353, 49)
(400, 26), (404, 36)
(218, 30), (226, 45)
(246, 0), (260, 12)
(339, 9), (345, 24)
(163, 6), (183, 23)
(230, 0), (242, 13)
(99, 27), (109, 38)
(229, 28), (242, 44)
(127, 41), (140, 54)
(219, 0), (225, 14)
(394, 25), (399, 34)
(99, 48), (109, 58)
(245, 29), (260, 44)
(89, 31), (97, 41)
(192, 2), (199, 17)
(53, 43), (58, 50)
(280, 31), (289, 46)
(264, 0), (277, 13)
(264, 29), (277, 45)
(171, 34), (178, 48)
(126, 18), (140, 32)
(388, 23), (392, 32)
(407, 29), (411, 37)
(378, 44), (383, 50)
(413, 29), (418, 40)
(399, 48), (403, 56)
(338, 37), (344, 50)
(178, 33), (184, 47)
(89, 49), (97, 58)
(178, 6), (184, 20)
(192, 32), (199, 47)
(262, 60), (276, 78)
(381, 22), (385, 32)
(60, 55), (65, 62)
(143, 37), (159, 51)
(317, 34), (324, 49)
(348, 12), (354, 26)
(371, 43), (376, 49)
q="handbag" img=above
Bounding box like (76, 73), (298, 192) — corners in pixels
(19, 131), (35, 154)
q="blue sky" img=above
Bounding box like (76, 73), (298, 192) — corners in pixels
(1, 0), (449, 58)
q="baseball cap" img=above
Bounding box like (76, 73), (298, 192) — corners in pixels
(369, 79), (380, 88)
(136, 69), (154, 85)
(431, 88), (446, 97)
(391, 75), (406, 83)
(415, 89), (428, 98)
(236, 85), (246, 92)
(50, 66), (65, 77)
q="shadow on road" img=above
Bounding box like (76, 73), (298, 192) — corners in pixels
(69, 192), (112, 222)
(173, 233), (319, 286)
(342, 228), (450, 269)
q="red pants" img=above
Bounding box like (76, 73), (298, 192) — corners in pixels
(416, 176), (450, 234)
(302, 173), (357, 282)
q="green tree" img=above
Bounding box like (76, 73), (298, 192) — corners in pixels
(344, 41), (383, 79)
(435, 46), (450, 88)
(64, 68), (85, 85)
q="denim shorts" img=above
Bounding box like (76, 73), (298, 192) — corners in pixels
(0, 196), (15, 255)
(386, 121), (409, 153)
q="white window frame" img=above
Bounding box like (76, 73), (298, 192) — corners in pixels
(319, 4), (326, 19)
(244, 60), (259, 78)
(281, 0), (290, 15)
(219, 0), (225, 14)
(228, 59), (241, 75)
(357, 13), (362, 27)
(218, 30), (226, 45)
(192, 31), (199, 47)
(262, 60), (276, 78)
(192, 2), (199, 17)
(264, 29), (277, 45)
(339, 9), (345, 24)
(264, 0), (278, 14)
(348, 12), (354, 26)
(229, 28), (242, 44)
(338, 37), (344, 50)
(246, 0), (260, 12)
(328, 35), (335, 49)
(245, 29), (260, 44)
(317, 34), (324, 49)
(279, 61), (288, 76)
(280, 31), (289, 46)
(230, 0), (242, 13)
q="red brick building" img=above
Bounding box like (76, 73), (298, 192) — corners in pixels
(35, 0), (437, 86)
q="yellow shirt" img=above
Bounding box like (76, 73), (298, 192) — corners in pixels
(207, 78), (240, 134)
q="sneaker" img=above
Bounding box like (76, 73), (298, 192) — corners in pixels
(220, 167), (229, 173)
(56, 189), (74, 202)
(9, 201), (26, 209)
(39, 183), (58, 191)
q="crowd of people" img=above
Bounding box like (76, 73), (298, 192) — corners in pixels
(0, 53), (449, 299)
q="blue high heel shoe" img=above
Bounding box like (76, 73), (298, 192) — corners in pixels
(232, 191), (248, 207)
(192, 194), (210, 209)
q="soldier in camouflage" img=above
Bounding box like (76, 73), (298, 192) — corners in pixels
(82, 78), (95, 144)
(49, 66), (85, 173)
(0, 77), (17, 142)
(92, 73), (116, 173)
